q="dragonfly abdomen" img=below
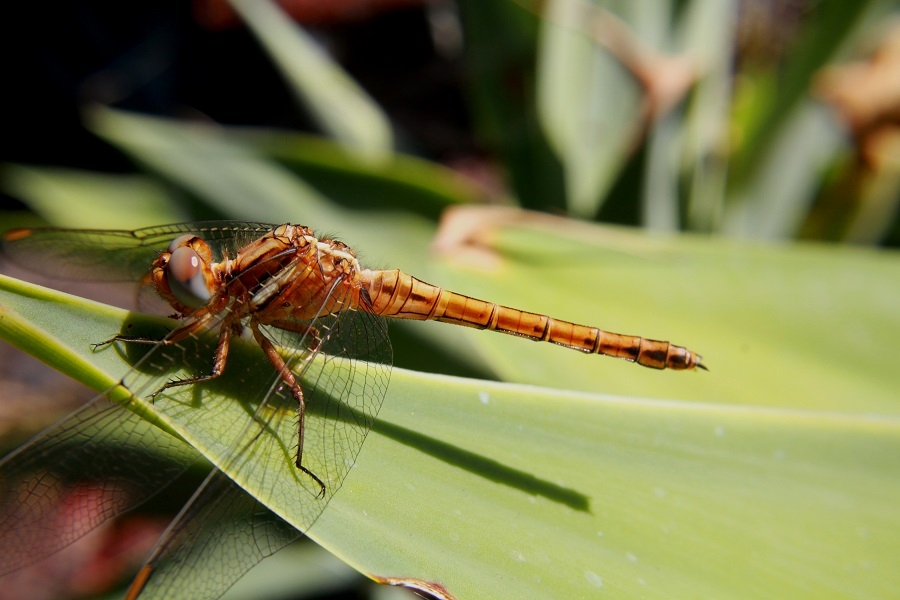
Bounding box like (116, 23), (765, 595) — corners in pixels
(361, 269), (704, 371)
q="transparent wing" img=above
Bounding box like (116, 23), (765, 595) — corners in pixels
(0, 220), (284, 314)
(2, 222), (391, 599)
(0, 221), (278, 282)
(0, 224), (274, 579)
(0, 393), (199, 576)
(126, 469), (300, 600)
(1, 228), (160, 282)
(119, 280), (391, 598)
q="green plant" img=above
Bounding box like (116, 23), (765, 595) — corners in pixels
(2, 1), (899, 598)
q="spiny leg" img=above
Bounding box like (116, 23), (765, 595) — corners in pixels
(250, 321), (326, 498)
(91, 332), (163, 351)
(92, 313), (229, 401)
(147, 322), (234, 401)
(91, 306), (219, 351)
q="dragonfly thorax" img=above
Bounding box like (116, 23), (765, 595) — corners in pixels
(151, 224), (366, 325)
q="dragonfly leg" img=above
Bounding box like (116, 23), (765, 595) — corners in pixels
(91, 313), (210, 350)
(93, 307), (219, 351)
(91, 332), (161, 351)
(250, 321), (326, 498)
(147, 323), (234, 401)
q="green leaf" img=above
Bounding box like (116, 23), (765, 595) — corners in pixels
(677, 0), (737, 232)
(722, 102), (845, 239)
(457, 0), (568, 213)
(231, 128), (486, 222)
(227, 0), (393, 160)
(536, 0), (643, 217)
(729, 1), (873, 185)
(2, 164), (188, 230)
(84, 107), (438, 276)
(84, 106), (339, 227)
(1, 222), (898, 598)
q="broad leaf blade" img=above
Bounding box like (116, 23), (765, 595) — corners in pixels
(1, 244), (898, 599)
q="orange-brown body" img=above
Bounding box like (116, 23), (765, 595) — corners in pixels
(361, 269), (703, 370)
(149, 224), (702, 372)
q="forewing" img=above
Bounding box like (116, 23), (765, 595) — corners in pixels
(0, 221), (280, 283)
(130, 221), (279, 260)
(1, 228), (160, 282)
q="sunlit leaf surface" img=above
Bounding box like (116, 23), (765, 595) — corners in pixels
(1, 223), (897, 599)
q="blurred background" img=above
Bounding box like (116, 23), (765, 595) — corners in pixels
(1, 0), (898, 598)
(4, 0), (899, 243)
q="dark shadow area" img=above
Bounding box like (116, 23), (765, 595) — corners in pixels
(369, 417), (590, 512)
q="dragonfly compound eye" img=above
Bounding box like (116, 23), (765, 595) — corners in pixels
(167, 246), (212, 308)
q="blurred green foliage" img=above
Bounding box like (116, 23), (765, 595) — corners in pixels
(4, 0), (900, 244)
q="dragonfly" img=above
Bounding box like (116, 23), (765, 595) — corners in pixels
(0, 221), (704, 599)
